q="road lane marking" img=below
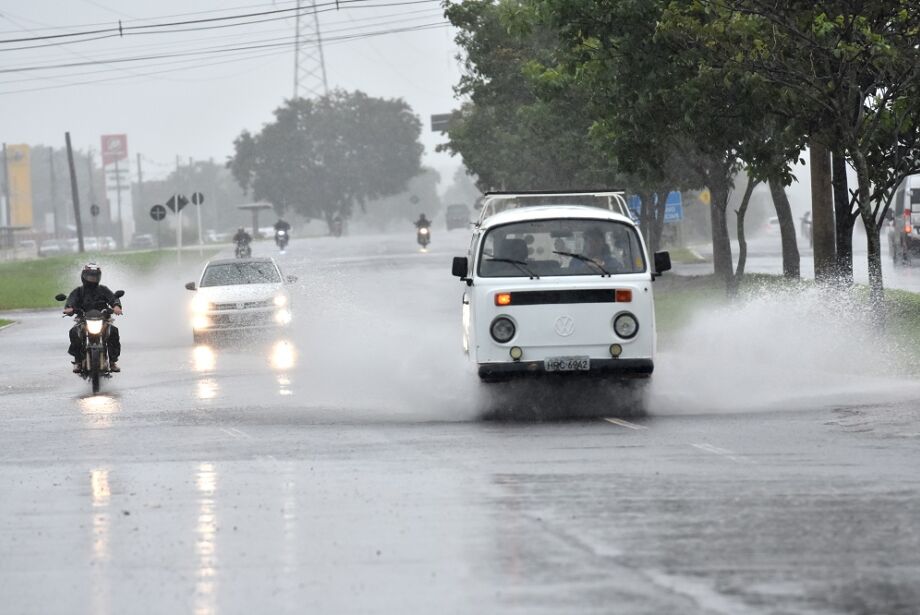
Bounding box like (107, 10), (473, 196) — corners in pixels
(691, 442), (752, 464)
(220, 427), (253, 440)
(603, 418), (648, 430)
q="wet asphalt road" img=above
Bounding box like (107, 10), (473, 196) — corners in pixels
(2, 231), (920, 614)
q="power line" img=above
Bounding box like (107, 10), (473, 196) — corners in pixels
(0, 21), (450, 94)
(0, 0), (438, 45)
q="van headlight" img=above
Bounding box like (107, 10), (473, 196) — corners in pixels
(273, 294), (288, 307)
(86, 319), (104, 335)
(490, 316), (516, 343)
(613, 312), (639, 339)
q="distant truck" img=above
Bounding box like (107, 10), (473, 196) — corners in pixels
(445, 204), (471, 230)
(887, 175), (920, 267)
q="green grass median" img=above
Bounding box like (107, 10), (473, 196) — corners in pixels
(0, 250), (219, 311)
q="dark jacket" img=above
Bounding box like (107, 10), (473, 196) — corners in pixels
(274, 220), (291, 232)
(65, 284), (121, 312)
(233, 230), (252, 244)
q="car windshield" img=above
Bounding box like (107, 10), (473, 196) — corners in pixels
(478, 218), (646, 277)
(200, 262), (281, 287)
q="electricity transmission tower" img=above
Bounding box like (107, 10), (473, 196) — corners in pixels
(293, 0), (329, 99)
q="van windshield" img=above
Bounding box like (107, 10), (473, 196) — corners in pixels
(478, 219), (646, 277)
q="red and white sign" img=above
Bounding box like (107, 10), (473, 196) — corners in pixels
(101, 134), (128, 165)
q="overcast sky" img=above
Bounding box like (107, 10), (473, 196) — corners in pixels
(0, 0), (463, 187)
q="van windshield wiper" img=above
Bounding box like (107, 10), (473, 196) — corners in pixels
(553, 250), (611, 276)
(483, 253), (540, 279)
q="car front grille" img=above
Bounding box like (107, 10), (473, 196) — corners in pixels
(212, 300), (272, 310)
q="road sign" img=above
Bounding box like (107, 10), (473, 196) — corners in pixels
(150, 204), (167, 221)
(627, 191), (684, 224)
(430, 113), (452, 132)
(90, 204), (100, 217)
(190, 192), (205, 205)
(166, 194), (189, 213)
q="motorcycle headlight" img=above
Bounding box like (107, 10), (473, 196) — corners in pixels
(613, 312), (639, 339)
(420, 228), (429, 234)
(273, 294), (288, 307)
(490, 316), (516, 343)
(86, 319), (104, 335)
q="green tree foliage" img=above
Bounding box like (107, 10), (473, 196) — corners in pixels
(441, 0), (622, 191)
(229, 91), (424, 228)
(664, 0), (920, 298)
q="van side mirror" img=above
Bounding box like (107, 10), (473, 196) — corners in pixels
(654, 251), (672, 275)
(452, 256), (469, 279)
(114, 290), (125, 298)
(55, 293), (67, 301)
(185, 282), (197, 291)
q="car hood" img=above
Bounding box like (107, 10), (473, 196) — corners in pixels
(196, 283), (284, 303)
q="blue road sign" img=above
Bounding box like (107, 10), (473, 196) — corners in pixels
(627, 191), (683, 223)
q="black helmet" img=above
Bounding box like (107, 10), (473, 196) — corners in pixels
(81, 262), (101, 286)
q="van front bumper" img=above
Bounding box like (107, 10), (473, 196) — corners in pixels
(478, 358), (653, 381)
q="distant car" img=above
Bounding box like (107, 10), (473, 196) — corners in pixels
(445, 204), (471, 230)
(18, 239), (37, 253)
(130, 234), (156, 249)
(888, 174), (920, 267)
(763, 216), (781, 236)
(184, 257), (296, 344)
(38, 239), (69, 257)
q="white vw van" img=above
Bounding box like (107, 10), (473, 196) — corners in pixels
(452, 197), (670, 383)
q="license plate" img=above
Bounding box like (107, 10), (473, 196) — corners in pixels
(544, 356), (590, 372)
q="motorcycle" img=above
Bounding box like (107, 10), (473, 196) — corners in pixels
(275, 229), (289, 252)
(55, 290), (124, 394)
(417, 225), (431, 249)
(235, 239), (252, 258)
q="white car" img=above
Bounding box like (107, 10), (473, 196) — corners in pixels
(185, 257), (296, 343)
(452, 204), (670, 383)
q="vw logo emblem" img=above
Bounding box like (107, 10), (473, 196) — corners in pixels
(554, 315), (575, 337)
(236, 302), (244, 310)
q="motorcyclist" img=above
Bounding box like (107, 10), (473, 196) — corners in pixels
(414, 213), (431, 230)
(273, 219), (291, 234)
(233, 226), (252, 245)
(64, 263), (122, 373)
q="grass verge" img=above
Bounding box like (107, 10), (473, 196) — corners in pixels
(0, 319), (12, 328)
(0, 249), (219, 311)
(668, 246), (709, 265)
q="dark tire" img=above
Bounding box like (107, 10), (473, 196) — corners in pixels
(89, 348), (101, 394)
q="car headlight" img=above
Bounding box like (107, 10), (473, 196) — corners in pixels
(613, 312), (639, 339)
(275, 309), (292, 325)
(490, 316), (516, 343)
(273, 294), (288, 307)
(191, 295), (211, 314)
(85, 319), (104, 335)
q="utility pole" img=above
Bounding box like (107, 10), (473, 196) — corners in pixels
(2, 143), (10, 228)
(65, 133), (85, 253)
(50, 149), (61, 237)
(136, 153), (144, 221)
(86, 150), (98, 244)
(175, 154), (183, 264)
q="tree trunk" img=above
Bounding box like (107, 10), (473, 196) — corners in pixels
(809, 142), (836, 282)
(768, 177), (800, 279)
(650, 189), (668, 254)
(734, 177), (759, 280)
(709, 179), (733, 286)
(832, 149), (854, 286)
(850, 150), (884, 303)
(637, 191), (652, 253)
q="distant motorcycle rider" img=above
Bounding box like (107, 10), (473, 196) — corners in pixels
(233, 226), (252, 245)
(273, 219), (291, 234)
(63, 263), (122, 373)
(414, 213), (431, 230)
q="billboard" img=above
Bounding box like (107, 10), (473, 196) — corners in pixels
(100, 134), (134, 245)
(6, 144), (33, 227)
(627, 191), (683, 224)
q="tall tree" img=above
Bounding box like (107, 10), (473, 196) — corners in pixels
(229, 91), (424, 229)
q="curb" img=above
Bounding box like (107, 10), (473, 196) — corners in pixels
(0, 320), (17, 332)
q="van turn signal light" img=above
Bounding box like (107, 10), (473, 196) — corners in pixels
(495, 293), (512, 306)
(615, 289), (632, 302)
